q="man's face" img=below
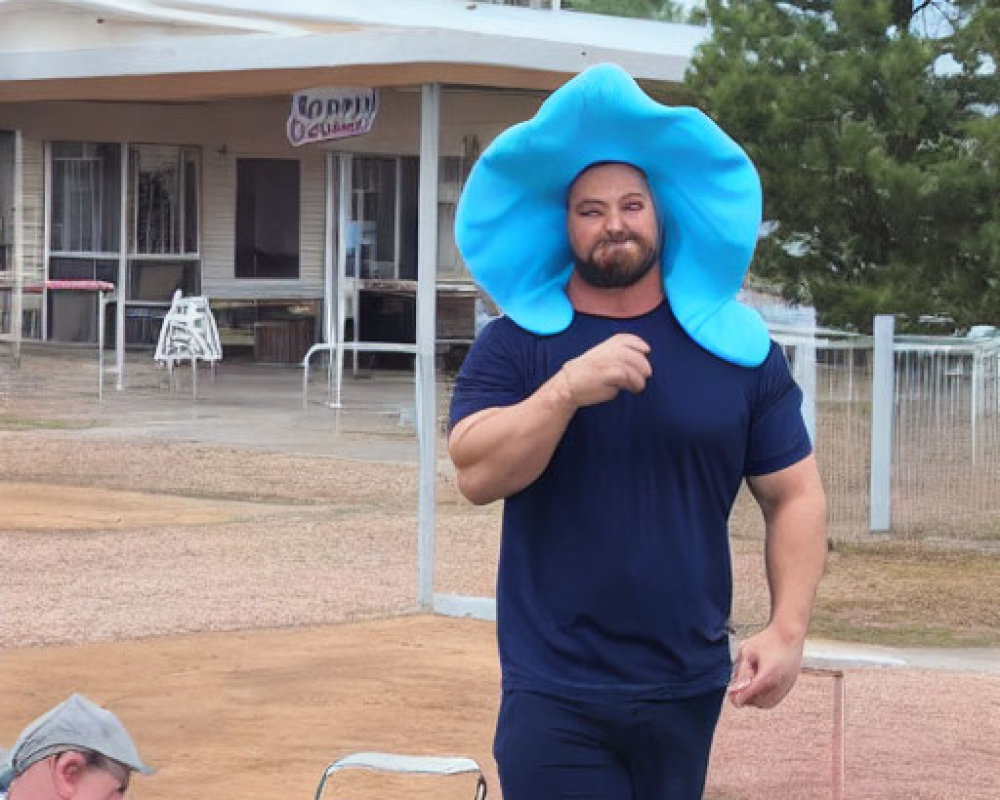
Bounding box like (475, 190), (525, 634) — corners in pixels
(75, 757), (130, 800)
(57, 751), (131, 800)
(73, 767), (128, 800)
(567, 162), (660, 289)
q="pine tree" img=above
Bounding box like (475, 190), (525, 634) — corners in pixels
(686, 0), (999, 332)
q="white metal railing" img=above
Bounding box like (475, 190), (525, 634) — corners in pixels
(774, 317), (1000, 540)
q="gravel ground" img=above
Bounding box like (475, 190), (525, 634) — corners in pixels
(1, 349), (998, 799)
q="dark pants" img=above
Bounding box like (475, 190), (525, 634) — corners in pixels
(494, 688), (726, 800)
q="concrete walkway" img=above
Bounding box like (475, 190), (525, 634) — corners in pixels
(805, 638), (1000, 675)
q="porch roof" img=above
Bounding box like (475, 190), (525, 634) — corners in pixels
(0, 0), (705, 102)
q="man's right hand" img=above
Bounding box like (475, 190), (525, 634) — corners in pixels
(558, 333), (652, 408)
(449, 332), (651, 504)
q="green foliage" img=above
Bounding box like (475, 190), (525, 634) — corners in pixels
(686, 0), (999, 332)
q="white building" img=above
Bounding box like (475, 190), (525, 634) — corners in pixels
(0, 0), (704, 365)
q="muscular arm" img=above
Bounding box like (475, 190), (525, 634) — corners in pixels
(448, 333), (651, 505)
(729, 453), (828, 708)
(448, 374), (576, 505)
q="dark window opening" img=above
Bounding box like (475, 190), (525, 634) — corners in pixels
(236, 159), (300, 279)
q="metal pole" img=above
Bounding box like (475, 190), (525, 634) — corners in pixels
(791, 307), (817, 444)
(352, 181), (360, 378)
(41, 142), (50, 342)
(416, 83), (440, 609)
(394, 156), (402, 279)
(321, 151), (338, 407)
(116, 143), (128, 390)
(832, 672), (845, 800)
(12, 130), (23, 366)
(971, 349), (982, 467)
(802, 665), (847, 800)
(324, 152), (335, 348)
(334, 154), (351, 408)
(98, 291), (106, 402)
(869, 314), (894, 532)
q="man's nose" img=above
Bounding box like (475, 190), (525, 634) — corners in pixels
(605, 209), (625, 234)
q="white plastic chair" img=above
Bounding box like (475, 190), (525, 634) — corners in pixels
(154, 289), (223, 396)
(313, 752), (486, 800)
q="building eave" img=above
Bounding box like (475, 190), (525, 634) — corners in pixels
(0, 26), (698, 102)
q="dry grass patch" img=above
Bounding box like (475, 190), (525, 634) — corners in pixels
(812, 541), (1000, 646)
(0, 413), (98, 430)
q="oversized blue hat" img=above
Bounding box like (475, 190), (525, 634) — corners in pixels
(454, 63), (769, 367)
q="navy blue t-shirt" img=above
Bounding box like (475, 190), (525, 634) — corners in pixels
(449, 301), (812, 702)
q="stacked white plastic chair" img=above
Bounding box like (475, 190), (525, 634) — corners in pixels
(154, 289), (222, 397)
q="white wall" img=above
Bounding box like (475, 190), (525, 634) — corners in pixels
(0, 86), (546, 301)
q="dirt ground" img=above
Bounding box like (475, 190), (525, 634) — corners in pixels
(1, 349), (999, 799)
(4, 617), (1000, 800)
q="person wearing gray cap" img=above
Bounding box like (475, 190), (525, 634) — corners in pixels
(0, 693), (153, 800)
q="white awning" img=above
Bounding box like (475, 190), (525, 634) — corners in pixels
(0, 0), (706, 101)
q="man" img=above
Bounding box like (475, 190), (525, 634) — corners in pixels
(0, 694), (154, 800)
(448, 64), (827, 799)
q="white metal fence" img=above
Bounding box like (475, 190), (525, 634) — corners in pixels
(891, 333), (1000, 539)
(773, 318), (1000, 542)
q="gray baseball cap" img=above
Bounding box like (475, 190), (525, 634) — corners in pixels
(8, 694), (154, 778)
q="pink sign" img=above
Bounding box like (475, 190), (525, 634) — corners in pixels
(287, 87), (379, 147)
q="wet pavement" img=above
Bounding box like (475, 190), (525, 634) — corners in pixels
(2, 343), (444, 463)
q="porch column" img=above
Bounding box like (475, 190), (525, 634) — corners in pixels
(416, 83), (440, 609)
(324, 152), (335, 346)
(333, 154), (351, 406)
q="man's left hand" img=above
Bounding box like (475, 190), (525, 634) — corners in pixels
(727, 626), (805, 709)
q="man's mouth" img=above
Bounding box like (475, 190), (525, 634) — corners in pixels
(598, 239), (636, 250)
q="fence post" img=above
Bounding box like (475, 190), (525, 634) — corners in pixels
(870, 314), (894, 532)
(971, 349), (983, 467)
(791, 307), (818, 444)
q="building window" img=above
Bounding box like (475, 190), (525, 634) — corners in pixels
(130, 144), (199, 256)
(128, 144), (201, 307)
(348, 156), (397, 280)
(47, 141), (203, 344)
(235, 159), (300, 279)
(345, 153), (472, 282)
(50, 142), (121, 255)
(437, 155), (472, 278)
(0, 131), (14, 275)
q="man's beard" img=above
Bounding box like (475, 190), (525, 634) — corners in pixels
(573, 236), (659, 289)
